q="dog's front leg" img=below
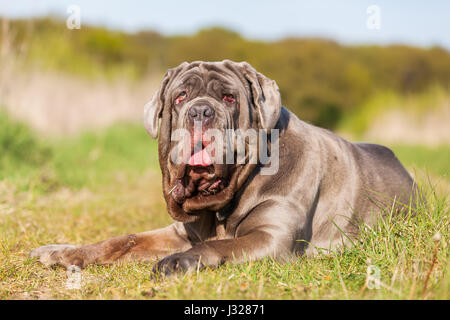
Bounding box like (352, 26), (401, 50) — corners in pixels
(30, 224), (192, 268)
(153, 202), (301, 276)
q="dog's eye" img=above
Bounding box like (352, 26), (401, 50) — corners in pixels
(223, 94), (235, 103)
(175, 91), (187, 105)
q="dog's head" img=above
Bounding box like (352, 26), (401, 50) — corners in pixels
(144, 60), (281, 222)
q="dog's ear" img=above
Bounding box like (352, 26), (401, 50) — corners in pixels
(234, 61), (282, 130)
(144, 62), (188, 138)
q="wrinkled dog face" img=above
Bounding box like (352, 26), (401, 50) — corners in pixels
(168, 63), (242, 202)
(144, 60), (281, 222)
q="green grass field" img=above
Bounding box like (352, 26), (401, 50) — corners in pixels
(0, 114), (448, 299)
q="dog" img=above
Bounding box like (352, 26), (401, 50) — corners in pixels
(30, 60), (418, 276)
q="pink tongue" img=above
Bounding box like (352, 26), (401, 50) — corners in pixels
(188, 148), (212, 166)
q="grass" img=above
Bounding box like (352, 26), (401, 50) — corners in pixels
(0, 111), (159, 192)
(0, 116), (448, 299)
(390, 145), (449, 178)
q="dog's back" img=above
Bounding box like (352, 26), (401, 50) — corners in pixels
(353, 142), (418, 216)
(277, 111), (420, 254)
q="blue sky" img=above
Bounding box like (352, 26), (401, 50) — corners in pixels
(1, 0), (449, 49)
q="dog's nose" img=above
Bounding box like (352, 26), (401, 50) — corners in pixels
(188, 105), (215, 122)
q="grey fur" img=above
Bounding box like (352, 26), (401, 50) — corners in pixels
(30, 60), (419, 275)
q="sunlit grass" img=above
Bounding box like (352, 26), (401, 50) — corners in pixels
(0, 120), (448, 299)
(0, 176), (447, 299)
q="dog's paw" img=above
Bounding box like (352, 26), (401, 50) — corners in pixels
(152, 252), (204, 277)
(29, 244), (81, 268)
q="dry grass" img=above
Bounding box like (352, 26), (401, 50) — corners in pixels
(365, 106), (450, 146)
(0, 170), (170, 300)
(338, 88), (450, 146)
(0, 158), (448, 299)
(0, 58), (159, 134)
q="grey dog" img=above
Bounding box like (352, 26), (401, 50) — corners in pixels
(30, 60), (418, 276)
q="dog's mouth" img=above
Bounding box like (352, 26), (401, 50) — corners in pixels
(171, 164), (229, 205)
(170, 137), (230, 205)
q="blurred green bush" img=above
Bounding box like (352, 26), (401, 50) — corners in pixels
(3, 18), (450, 129)
(0, 111), (51, 174)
